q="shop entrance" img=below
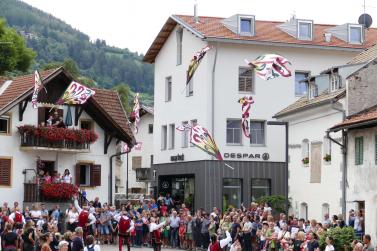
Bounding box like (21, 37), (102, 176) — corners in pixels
(159, 175), (195, 210)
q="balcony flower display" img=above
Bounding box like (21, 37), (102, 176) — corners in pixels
(18, 125), (98, 144)
(323, 154), (331, 162)
(302, 157), (309, 165)
(41, 183), (78, 200)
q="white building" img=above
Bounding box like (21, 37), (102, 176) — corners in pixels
(121, 105), (154, 195)
(330, 53), (377, 241)
(0, 67), (135, 207)
(143, 13), (377, 211)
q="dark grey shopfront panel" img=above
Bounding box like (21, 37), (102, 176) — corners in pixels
(154, 160), (286, 212)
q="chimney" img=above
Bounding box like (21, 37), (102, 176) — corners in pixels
(194, 2), (199, 23)
(324, 33), (332, 42)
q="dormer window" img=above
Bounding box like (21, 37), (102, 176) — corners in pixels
(349, 24), (363, 44)
(238, 15), (255, 36)
(298, 20), (313, 40)
(330, 74), (340, 92)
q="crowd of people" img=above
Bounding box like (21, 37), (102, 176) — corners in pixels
(0, 194), (372, 251)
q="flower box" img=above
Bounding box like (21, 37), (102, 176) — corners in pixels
(302, 157), (309, 165)
(41, 183), (78, 201)
(323, 154), (331, 162)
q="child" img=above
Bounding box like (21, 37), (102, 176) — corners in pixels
(179, 221), (186, 249)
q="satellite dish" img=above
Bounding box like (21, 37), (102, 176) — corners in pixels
(358, 13), (373, 28)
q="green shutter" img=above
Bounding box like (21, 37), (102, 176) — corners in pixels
(355, 137), (364, 165)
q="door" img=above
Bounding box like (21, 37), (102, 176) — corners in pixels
(310, 142), (322, 183)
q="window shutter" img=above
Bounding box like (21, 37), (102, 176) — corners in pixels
(90, 164), (101, 186)
(360, 137), (364, 165)
(75, 164), (81, 186)
(38, 107), (46, 125)
(0, 158), (11, 186)
(132, 156), (142, 170)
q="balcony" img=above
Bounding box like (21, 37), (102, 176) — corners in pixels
(18, 125), (98, 153)
(136, 168), (153, 182)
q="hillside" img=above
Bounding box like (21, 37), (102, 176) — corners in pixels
(0, 0), (154, 97)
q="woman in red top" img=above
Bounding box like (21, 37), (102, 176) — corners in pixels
(178, 221), (186, 249)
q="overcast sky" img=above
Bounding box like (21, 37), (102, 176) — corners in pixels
(22, 0), (376, 54)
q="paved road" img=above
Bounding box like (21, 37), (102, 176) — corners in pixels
(101, 245), (181, 251)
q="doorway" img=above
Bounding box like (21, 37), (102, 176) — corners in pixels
(158, 175), (195, 210)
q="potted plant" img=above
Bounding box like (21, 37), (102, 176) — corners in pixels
(324, 154), (331, 162)
(41, 183), (78, 201)
(302, 157), (309, 165)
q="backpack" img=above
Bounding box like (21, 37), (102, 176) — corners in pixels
(78, 211), (89, 228)
(15, 212), (23, 223)
(118, 217), (130, 235)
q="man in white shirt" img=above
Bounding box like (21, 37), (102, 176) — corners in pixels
(169, 211), (180, 248)
(150, 217), (166, 251)
(73, 196), (96, 237)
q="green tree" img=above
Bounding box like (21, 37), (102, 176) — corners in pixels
(0, 19), (36, 75)
(41, 58), (80, 78)
(112, 84), (132, 114)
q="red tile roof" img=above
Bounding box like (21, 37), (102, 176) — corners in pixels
(330, 105), (377, 131)
(0, 68), (59, 112)
(0, 69), (135, 144)
(91, 88), (135, 141)
(144, 14), (377, 63)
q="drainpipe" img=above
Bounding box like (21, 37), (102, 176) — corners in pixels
(109, 150), (130, 205)
(329, 99), (347, 218)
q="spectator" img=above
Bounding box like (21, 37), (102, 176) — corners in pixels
(62, 169), (72, 184)
(363, 234), (374, 251)
(93, 198), (101, 209)
(84, 235), (101, 251)
(72, 227), (84, 251)
(2, 223), (19, 251)
(169, 210), (180, 248)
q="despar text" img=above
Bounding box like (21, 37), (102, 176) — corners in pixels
(223, 153), (270, 160)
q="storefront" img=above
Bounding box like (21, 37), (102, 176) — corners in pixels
(154, 160), (285, 212)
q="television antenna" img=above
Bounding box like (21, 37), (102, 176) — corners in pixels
(359, 0), (373, 28)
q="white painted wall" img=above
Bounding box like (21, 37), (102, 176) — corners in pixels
(123, 112), (154, 193)
(0, 102), (122, 207)
(153, 24), (358, 165)
(281, 104), (344, 220)
(347, 127), (377, 242)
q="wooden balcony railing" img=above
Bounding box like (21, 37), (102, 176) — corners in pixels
(18, 126), (98, 151)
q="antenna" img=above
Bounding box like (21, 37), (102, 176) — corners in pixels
(359, 0), (373, 28)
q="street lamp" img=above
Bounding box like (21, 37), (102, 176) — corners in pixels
(267, 121), (289, 214)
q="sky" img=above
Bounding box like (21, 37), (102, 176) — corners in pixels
(22, 0), (377, 54)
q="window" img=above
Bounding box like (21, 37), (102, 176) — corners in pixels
(148, 124), (153, 134)
(300, 202), (308, 220)
(239, 67), (253, 93)
(251, 179), (271, 201)
(322, 203), (330, 221)
(250, 121), (265, 145)
(323, 136), (331, 160)
(226, 119), (242, 145)
(80, 120), (93, 130)
(165, 77), (172, 102)
(355, 136), (363, 165)
(186, 79), (193, 96)
(38, 107), (63, 126)
(298, 20), (313, 40)
(238, 16), (255, 35)
(295, 72), (309, 96)
(302, 139), (310, 163)
(176, 28), (183, 65)
(330, 74), (340, 91)
(132, 156), (142, 170)
(0, 115), (11, 134)
(169, 123), (175, 149)
(182, 121), (189, 148)
(308, 84), (318, 99)
(161, 125), (167, 150)
(222, 179), (242, 211)
(0, 158), (11, 186)
(190, 120), (197, 147)
(75, 163), (101, 187)
(349, 25), (363, 44)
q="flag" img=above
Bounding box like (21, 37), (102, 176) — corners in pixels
(57, 81), (95, 105)
(246, 54), (292, 81)
(31, 70), (43, 109)
(238, 96), (254, 138)
(131, 93), (140, 133)
(186, 45), (213, 85)
(176, 123), (223, 160)
(134, 142), (142, 150)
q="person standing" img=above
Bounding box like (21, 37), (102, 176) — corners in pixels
(150, 217), (166, 251)
(169, 210), (180, 248)
(242, 216), (252, 251)
(72, 227), (84, 251)
(22, 221), (36, 251)
(2, 223), (19, 251)
(363, 235), (374, 251)
(201, 213), (211, 249)
(115, 210), (134, 251)
(62, 170), (72, 184)
(84, 235), (101, 251)
(73, 196), (96, 238)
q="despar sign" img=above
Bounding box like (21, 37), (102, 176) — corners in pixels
(223, 153), (270, 160)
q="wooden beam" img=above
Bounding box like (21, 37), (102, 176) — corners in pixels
(18, 100), (28, 122)
(74, 106), (84, 126)
(104, 132), (113, 154)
